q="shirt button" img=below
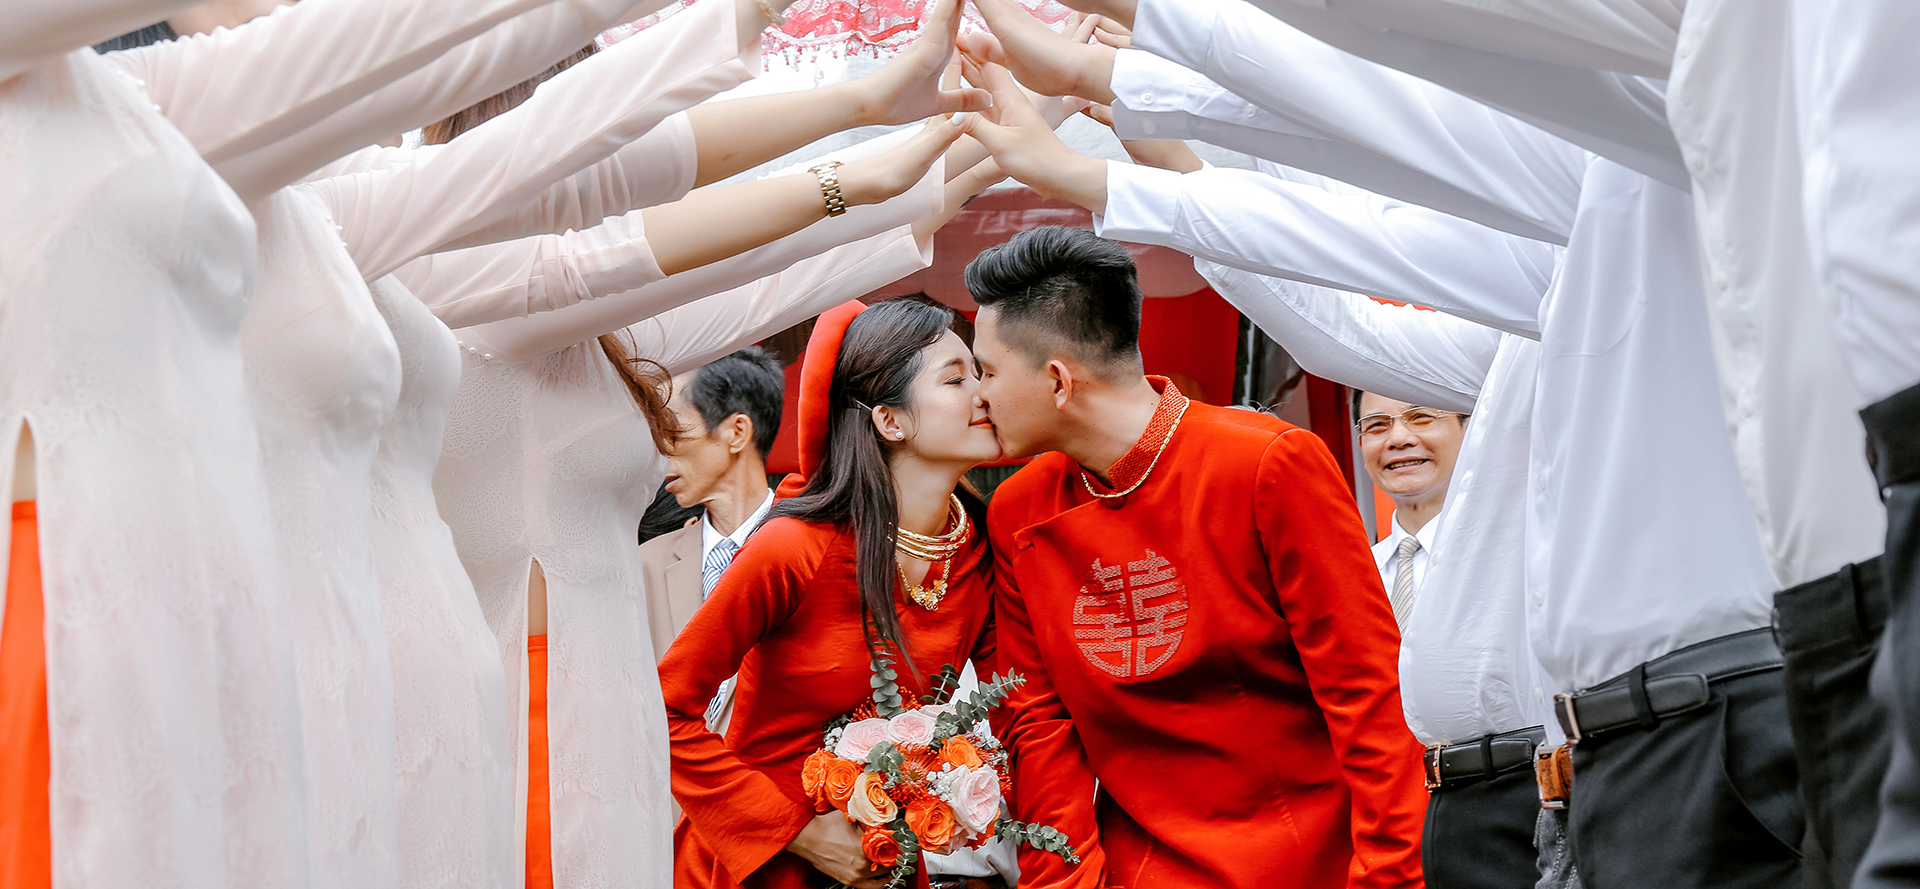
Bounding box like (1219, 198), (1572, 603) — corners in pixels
(1713, 269), (1729, 290)
(1140, 120), (1157, 136)
(1533, 687), (1544, 703)
(1244, 104), (1258, 119)
(1687, 150), (1705, 175)
(1139, 91), (1154, 105)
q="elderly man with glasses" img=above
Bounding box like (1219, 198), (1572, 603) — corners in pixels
(1353, 392), (1469, 629)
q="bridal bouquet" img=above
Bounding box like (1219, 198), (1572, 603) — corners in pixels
(802, 651), (1077, 889)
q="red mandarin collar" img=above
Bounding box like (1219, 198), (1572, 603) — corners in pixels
(1082, 376), (1189, 496)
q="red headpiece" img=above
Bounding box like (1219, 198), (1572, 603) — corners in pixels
(774, 300), (868, 498)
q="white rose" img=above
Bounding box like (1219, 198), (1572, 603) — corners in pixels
(834, 718), (892, 762)
(951, 765), (1002, 834)
(887, 709), (938, 747)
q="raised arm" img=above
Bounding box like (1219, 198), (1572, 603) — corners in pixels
(4, 0), (201, 76)
(1200, 261), (1504, 415)
(964, 67), (1556, 337)
(1095, 162), (1556, 337)
(966, 0), (1587, 242)
(308, 0), (769, 282)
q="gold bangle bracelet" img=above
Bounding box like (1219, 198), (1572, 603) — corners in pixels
(809, 161), (848, 218)
(753, 0), (785, 26)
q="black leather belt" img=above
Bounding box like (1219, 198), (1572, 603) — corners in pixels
(1554, 628), (1782, 744)
(1423, 725), (1545, 790)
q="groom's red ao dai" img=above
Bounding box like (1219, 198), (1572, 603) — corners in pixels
(988, 380), (1427, 888)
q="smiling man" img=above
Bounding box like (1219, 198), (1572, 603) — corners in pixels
(1353, 391), (1468, 629)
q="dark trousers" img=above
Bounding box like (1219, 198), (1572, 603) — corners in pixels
(1778, 558), (1890, 889)
(1425, 763), (1542, 889)
(1855, 381), (1920, 888)
(1568, 667), (1804, 889)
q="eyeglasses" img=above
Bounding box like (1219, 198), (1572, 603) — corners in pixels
(1354, 408), (1463, 438)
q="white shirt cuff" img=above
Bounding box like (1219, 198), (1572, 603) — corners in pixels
(1091, 161), (1185, 246)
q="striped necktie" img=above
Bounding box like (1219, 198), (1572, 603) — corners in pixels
(1391, 536), (1421, 631)
(702, 538), (739, 600)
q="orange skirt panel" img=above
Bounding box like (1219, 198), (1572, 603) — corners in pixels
(1, 502), (50, 889)
(527, 634), (552, 889)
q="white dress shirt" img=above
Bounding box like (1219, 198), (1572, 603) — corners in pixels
(698, 487), (773, 594)
(1374, 512), (1440, 601)
(1661, 0), (1884, 586)
(1803, 0), (1920, 403)
(1133, 0), (1687, 188)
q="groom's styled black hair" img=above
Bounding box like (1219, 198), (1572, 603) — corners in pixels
(963, 225), (1144, 376)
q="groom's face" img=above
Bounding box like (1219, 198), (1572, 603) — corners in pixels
(972, 307), (1055, 459)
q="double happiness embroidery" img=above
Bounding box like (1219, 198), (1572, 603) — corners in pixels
(1072, 550), (1190, 678)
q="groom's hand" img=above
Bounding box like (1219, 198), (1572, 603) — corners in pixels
(958, 60), (1109, 215)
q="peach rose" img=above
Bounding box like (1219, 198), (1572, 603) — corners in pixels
(940, 736), (985, 770)
(834, 717), (892, 762)
(823, 757), (862, 811)
(861, 824), (901, 869)
(847, 771), (900, 826)
(887, 709), (938, 748)
(905, 797), (957, 852)
(951, 766), (1002, 834)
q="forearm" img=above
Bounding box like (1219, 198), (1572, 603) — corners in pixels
(325, 0), (757, 282)
(686, 81), (876, 187)
(1097, 162), (1555, 337)
(1199, 260), (1501, 414)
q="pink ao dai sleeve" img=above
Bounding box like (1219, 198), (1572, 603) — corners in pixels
(104, 0), (677, 202)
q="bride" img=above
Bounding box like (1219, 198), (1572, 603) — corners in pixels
(658, 295), (1003, 889)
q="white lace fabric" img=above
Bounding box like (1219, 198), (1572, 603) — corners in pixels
(366, 277), (516, 889)
(0, 50), (308, 888)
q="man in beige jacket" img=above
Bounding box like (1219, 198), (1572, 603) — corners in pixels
(639, 347), (785, 734)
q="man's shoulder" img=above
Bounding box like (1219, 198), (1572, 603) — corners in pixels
(638, 521), (700, 566)
(985, 455), (1076, 528)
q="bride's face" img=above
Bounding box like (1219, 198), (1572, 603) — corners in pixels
(886, 330), (1003, 467)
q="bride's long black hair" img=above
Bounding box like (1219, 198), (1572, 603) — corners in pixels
(767, 296), (985, 669)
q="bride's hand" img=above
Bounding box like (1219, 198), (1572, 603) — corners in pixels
(786, 813), (886, 889)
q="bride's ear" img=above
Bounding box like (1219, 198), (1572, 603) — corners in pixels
(870, 405), (908, 443)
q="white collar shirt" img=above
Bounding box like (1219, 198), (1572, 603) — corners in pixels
(1373, 512), (1442, 602)
(699, 486), (772, 572)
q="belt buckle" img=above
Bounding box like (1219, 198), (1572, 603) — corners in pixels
(1423, 745), (1445, 790)
(1553, 692), (1583, 745)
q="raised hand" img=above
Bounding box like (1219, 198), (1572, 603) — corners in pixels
(959, 60), (1109, 214)
(958, 0), (1117, 105)
(849, 0), (993, 126)
(837, 113), (971, 207)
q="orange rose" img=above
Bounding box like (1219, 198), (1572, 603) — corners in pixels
(800, 750), (833, 813)
(823, 758), (862, 812)
(905, 797), (957, 851)
(861, 824), (901, 869)
(940, 736), (985, 770)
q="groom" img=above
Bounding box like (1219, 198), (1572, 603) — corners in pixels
(968, 225), (1426, 889)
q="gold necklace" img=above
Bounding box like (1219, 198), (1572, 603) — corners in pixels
(899, 556), (952, 610)
(1080, 400), (1190, 500)
(894, 493), (969, 561)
